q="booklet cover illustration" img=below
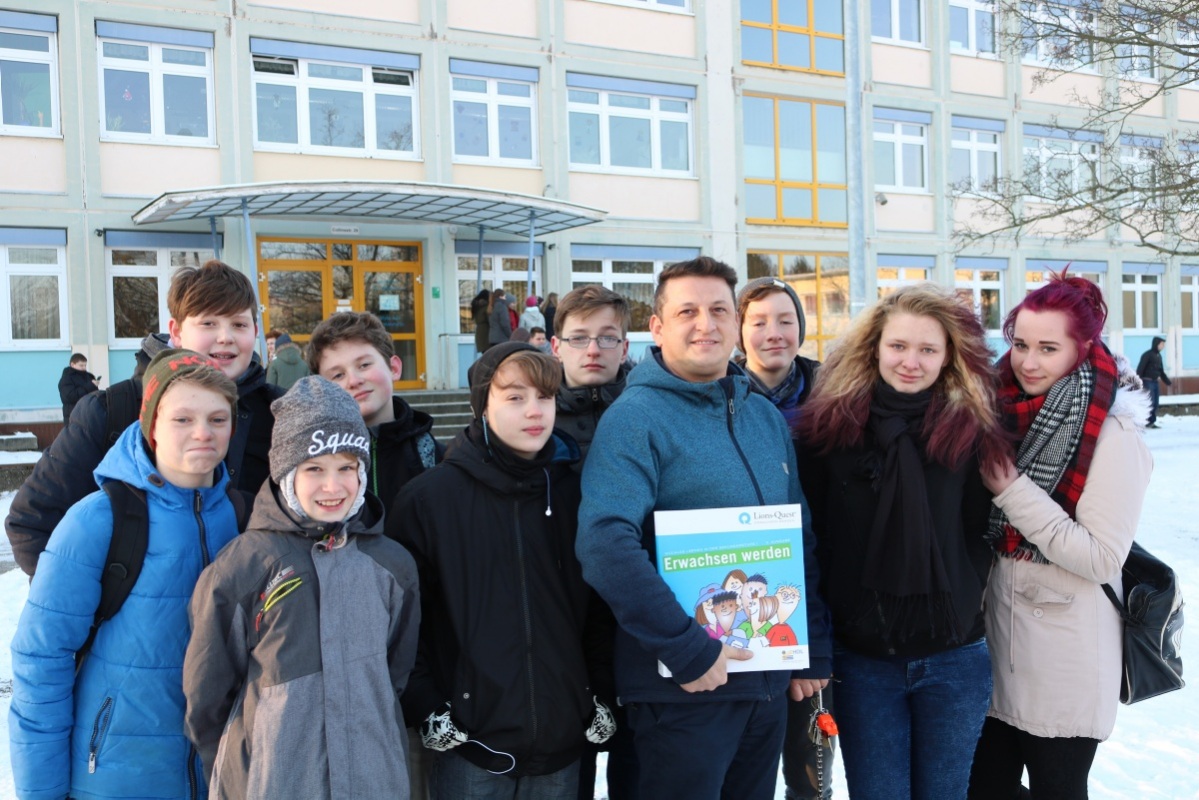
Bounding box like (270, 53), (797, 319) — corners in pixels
(654, 503), (809, 676)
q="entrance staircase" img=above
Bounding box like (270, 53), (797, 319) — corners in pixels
(402, 389), (473, 443)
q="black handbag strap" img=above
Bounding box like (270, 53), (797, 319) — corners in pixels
(1102, 583), (1129, 621)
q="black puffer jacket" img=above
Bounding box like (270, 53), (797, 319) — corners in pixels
(57, 366), (97, 422)
(388, 426), (608, 777)
(369, 396), (445, 508)
(552, 362), (630, 471)
(6, 338), (282, 576)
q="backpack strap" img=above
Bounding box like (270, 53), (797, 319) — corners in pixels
(104, 379), (142, 448)
(76, 481), (149, 674)
(226, 484), (251, 532)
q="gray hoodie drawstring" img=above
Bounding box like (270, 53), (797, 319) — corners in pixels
(543, 467), (552, 516)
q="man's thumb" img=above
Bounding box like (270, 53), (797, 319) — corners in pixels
(725, 645), (754, 661)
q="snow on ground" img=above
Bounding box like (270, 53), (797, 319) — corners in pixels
(0, 452), (39, 466)
(0, 419), (1197, 799)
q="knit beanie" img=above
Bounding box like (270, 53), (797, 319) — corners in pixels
(526, 295), (539, 307)
(468, 341), (539, 419)
(140, 348), (231, 448)
(275, 332), (292, 348)
(736, 277), (807, 348)
(268, 375), (370, 483)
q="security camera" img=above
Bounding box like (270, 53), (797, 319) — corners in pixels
(875, 192), (889, 206)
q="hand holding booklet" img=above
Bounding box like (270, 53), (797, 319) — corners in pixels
(654, 503), (809, 677)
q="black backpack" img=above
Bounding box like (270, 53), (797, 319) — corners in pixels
(74, 479), (248, 673)
(103, 379), (141, 448)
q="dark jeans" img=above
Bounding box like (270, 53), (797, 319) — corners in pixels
(1145, 378), (1161, 425)
(834, 638), (992, 800)
(782, 686), (837, 800)
(430, 751), (580, 800)
(968, 716), (1099, 800)
(626, 696), (787, 800)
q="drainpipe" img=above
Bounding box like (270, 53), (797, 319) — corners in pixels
(845, 0), (867, 314)
(209, 215), (221, 260)
(526, 209), (537, 297)
(241, 199), (267, 356)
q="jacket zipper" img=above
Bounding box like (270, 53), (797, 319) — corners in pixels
(88, 697), (114, 773)
(194, 492), (211, 566)
(724, 385), (766, 505)
(513, 499), (539, 745)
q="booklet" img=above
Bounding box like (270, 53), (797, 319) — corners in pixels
(654, 503), (809, 677)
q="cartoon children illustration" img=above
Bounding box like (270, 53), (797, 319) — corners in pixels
(694, 583), (722, 639)
(736, 574), (801, 648)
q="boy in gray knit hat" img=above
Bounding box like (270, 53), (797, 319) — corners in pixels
(184, 375), (421, 799)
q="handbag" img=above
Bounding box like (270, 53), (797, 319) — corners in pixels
(1102, 542), (1185, 704)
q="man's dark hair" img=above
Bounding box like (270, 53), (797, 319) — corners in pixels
(653, 256), (738, 317)
(530, 326), (546, 336)
(69, 353), (87, 365)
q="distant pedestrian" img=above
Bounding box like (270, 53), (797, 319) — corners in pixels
(265, 332), (310, 390)
(471, 289), (491, 355)
(521, 295), (546, 330)
(488, 289), (513, 348)
(1135, 336), (1172, 428)
(58, 352), (98, 423)
(541, 292), (558, 340)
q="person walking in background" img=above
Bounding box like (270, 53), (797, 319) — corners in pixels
(521, 294), (545, 331)
(488, 288), (513, 349)
(541, 292), (558, 340)
(471, 289), (490, 355)
(735, 277), (833, 800)
(969, 272), (1153, 800)
(798, 284), (1006, 800)
(265, 329), (282, 362)
(58, 352), (98, 423)
(265, 332), (310, 390)
(1135, 335), (1172, 428)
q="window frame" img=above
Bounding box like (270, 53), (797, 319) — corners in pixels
(872, 0), (924, 45)
(1121, 270), (1162, 332)
(450, 68), (538, 167)
(566, 77), (694, 177)
(1020, 1), (1096, 71)
(1116, 19), (1158, 81)
(876, 264), (930, 297)
(953, 261), (1006, 332)
(873, 114), (929, 192)
(743, 94), (848, 227)
(0, 241), (67, 349)
(948, 0), (996, 56)
(1181, 272), (1199, 331)
(568, 254), (679, 337)
(1022, 130), (1101, 201)
(250, 49), (420, 159)
(950, 119), (1003, 192)
(740, 0), (846, 75)
(106, 246), (215, 348)
(0, 21), (60, 137)
(455, 253), (543, 335)
(96, 34), (216, 145)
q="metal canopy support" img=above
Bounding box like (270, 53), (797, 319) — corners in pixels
(241, 198), (267, 357)
(476, 225), (486, 291)
(526, 209), (536, 299)
(209, 215), (221, 260)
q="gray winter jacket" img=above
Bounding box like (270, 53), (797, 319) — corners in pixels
(183, 483), (420, 800)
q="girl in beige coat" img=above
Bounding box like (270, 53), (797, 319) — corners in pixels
(968, 272), (1153, 800)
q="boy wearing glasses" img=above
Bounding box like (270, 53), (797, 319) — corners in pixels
(551, 286), (632, 468)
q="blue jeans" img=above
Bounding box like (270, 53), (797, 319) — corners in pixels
(1145, 378), (1161, 424)
(430, 751), (580, 800)
(834, 638), (992, 800)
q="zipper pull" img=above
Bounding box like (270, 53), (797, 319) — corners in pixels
(728, 397), (735, 416)
(89, 752), (97, 774)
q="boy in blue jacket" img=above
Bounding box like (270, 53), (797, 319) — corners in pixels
(9, 350), (241, 800)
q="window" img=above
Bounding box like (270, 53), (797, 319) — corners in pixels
(872, 0), (922, 44)
(744, 96), (847, 226)
(1022, 125), (1101, 200)
(97, 22), (214, 143)
(873, 108), (929, 191)
(949, 0), (995, 54)
(456, 244), (542, 334)
(105, 235), (216, 347)
(1118, 135), (1162, 208)
(954, 257), (1005, 330)
(748, 251), (850, 358)
(0, 229), (67, 348)
(1116, 19), (1157, 80)
(570, 245), (698, 333)
(876, 255), (933, 297)
(0, 11), (59, 136)
(1122, 266), (1162, 331)
(1020, 1), (1095, 69)
(251, 38), (419, 157)
(450, 60), (537, 166)
(567, 73), (693, 175)
(741, 0), (845, 74)
(951, 116), (1003, 191)
(1182, 270), (1199, 330)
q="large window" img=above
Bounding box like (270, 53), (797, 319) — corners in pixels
(873, 108), (929, 191)
(744, 96), (847, 226)
(1020, 1), (1095, 69)
(1119, 134), (1162, 207)
(1122, 266), (1162, 331)
(567, 73), (693, 176)
(954, 257), (1005, 331)
(450, 60), (537, 166)
(0, 11), (59, 136)
(456, 244), (542, 334)
(872, 0), (922, 44)
(877, 258), (930, 297)
(1022, 125), (1100, 200)
(97, 22), (214, 144)
(1182, 269), (1199, 331)
(251, 38), (419, 157)
(949, 0), (995, 54)
(0, 229), (66, 348)
(105, 234), (217, 347)
(570, 245), (699, 334)
(1116, 19), (1157, 80)
(951, 115), (1002, 191)
(741, 0), (844, 74)
(748, 251), (849, 358)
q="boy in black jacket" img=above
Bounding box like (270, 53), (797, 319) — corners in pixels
(389, 342), (613, 799)
(57, 352), (98, 422)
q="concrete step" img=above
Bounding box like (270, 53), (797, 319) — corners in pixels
(0, 432), (39, 452)
(403, 390), (472, 445)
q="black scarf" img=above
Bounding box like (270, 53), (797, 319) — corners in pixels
(861, 382), (961, 644)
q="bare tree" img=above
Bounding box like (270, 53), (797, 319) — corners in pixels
(954, 0), (1199, 257)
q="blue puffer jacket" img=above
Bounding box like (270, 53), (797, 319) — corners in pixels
(9, 422), (240, 800)
(576, 348), (831, 705)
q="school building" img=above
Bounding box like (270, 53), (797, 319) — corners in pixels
(1, 0), (1196, 424)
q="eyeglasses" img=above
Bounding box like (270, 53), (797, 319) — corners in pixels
(561, 335), (624, 350)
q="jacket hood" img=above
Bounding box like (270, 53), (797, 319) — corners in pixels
(246, 478), (386, 542)
(555, 362), (631, 413)
(275, 344), (303, 365)
(1152, 336), (1166, 348)
(443, 428), (577, 498)
(94, 422), (231, 511)
(235, 356), (269, 396)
